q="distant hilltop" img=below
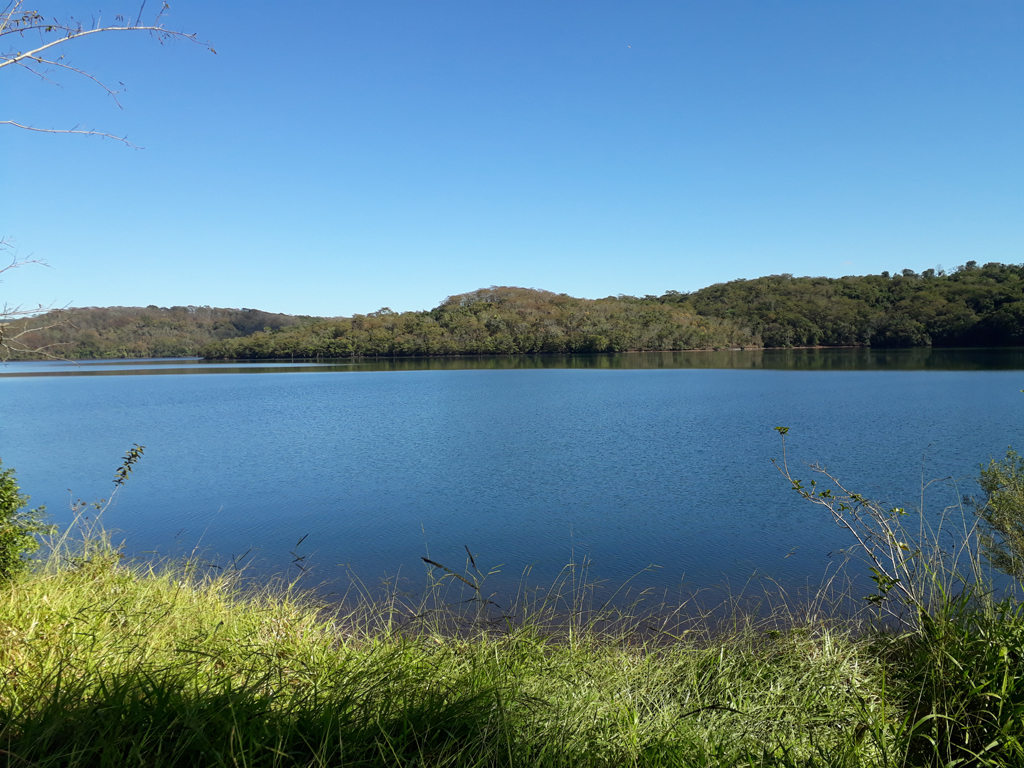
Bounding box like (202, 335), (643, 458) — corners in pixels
(203, 263), (1024, 360)
(3, 305), (316, 360)
(6, 262), (1023, 361)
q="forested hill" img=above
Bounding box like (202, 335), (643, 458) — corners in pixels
(673, 261), (1024, 348)
(4, 305), (310, 360)
(7, 262), (1024, 361)
(202, 262), (1024, 360)
(200, 287), (757, 360)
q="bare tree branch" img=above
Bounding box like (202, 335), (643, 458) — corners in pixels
(1, 1), (214, 139)
(0, 241), (69, 361)
(0, 119), (139, 146)
(15, 54), (127, 105)
(1, 22), (203, 72)
(2, 2), (212, 359)
(0, 315), (70, 361)
(0, 119), (140, 145)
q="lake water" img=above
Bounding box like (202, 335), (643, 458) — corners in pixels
(2, 349), (1022, 608)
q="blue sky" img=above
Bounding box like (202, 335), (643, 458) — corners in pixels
(4, 1), (1022, 317)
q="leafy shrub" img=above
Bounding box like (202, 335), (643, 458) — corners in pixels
(974, 448), (1024, 582)
(776, 426), (1024, 766)
(0, 460), (52, 581)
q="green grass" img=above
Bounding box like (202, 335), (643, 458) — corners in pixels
(3, 496), (1024, 766)
(0, 538), (900, 768)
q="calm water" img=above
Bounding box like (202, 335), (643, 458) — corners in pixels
(2, 349), (1022, 605)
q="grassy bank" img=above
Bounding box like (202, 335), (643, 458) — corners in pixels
(2, 534), (1023, 768)
(4, 435), (1024, 768)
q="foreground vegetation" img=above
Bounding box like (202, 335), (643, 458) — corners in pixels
(3, 438), (1024, 767)
(0, 562), (875, 766)
(0, 532), (1021, 766)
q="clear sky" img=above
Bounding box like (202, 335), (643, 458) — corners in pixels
(3, 1), (1022, 317)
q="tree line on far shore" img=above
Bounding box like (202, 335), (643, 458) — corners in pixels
(200, 287), (756, 360)
(5, 262), (1023, 360)
(671, 260), (1024, 349)
(3, 305), (308, 360)
(203, 262), (1024, 360)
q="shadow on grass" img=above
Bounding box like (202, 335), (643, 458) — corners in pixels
(2, 662), (792, 768)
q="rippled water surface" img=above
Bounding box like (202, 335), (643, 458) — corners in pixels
(2, 349), (1022, 604)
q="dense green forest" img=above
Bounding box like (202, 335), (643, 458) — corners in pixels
(200, 287), (757, 359)
(3, 305), (310, 360)
(677, 260), (1024, 348)
(5, 262), (1023, 361)
(203, 262), (1024, 360)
